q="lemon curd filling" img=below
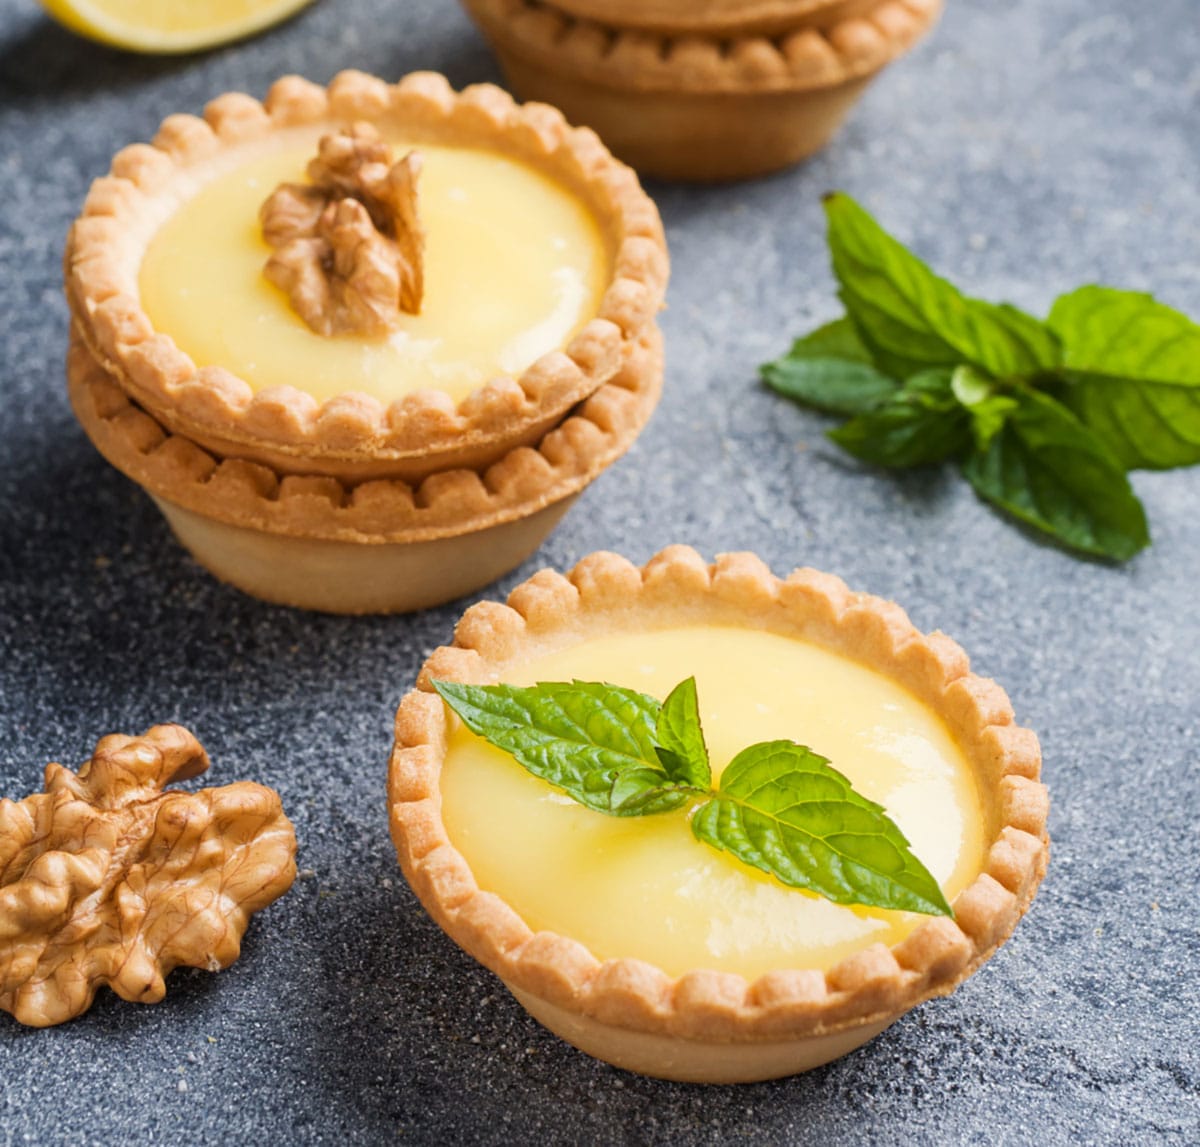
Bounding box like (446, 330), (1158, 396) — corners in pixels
(441, 626), (988, 981)
(139, 140), (609, 405)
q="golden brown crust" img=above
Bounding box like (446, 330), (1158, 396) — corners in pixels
(64, 70), (668, 480)
(463, 0), (942, 95)
(387, 547), (1049, 1044)
(0, 725), (296, 1028)
(551, 0), (879, 36)
(67, 325), (662, 545)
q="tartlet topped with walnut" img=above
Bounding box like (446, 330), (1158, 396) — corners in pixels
(64, 71), (668, 613)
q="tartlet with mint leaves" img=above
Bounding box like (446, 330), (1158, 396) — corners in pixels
(388, 546), (1049, 1082)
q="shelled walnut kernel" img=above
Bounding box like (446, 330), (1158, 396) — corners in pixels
(0, 725), (296, 1027)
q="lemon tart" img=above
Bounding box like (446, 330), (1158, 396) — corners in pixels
(65, 70), (668, 482)
(67, 328), (662, 614)
(389, 547), (1049, 1081)
(461, 0), (942, 182)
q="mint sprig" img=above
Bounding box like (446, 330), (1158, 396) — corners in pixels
(433, 677), (952, 918)
(762, 193), (1200, 561)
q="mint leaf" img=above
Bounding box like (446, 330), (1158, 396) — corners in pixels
(828, 369), (971, 467)
(654, 677), (711, 788)
(824, 193), (1061, 380)
(1047, 286), (1200, 469)
(1050, 286), (1200, 379)
(431, 679), (689, 816)
(961, 389), (1150, 560)
(951, 365), (1020, 451)
(606, 769), (688, 816)
(787, 316), (876, 364)
(761, 317), (900, 415)
(762, 358), (900, 417)
(691, 740), (952, 916)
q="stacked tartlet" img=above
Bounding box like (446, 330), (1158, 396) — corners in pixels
(460, 0), (942, 181)
(65, 70), (669, 613)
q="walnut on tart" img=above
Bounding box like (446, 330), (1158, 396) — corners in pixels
(388, 547), (1049, 1082)
(259, 123), (427, 337)
(65, 70), (668, 482)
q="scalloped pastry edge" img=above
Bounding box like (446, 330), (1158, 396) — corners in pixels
(388, 546), (1049, 1044)
(463, 0), (942, 95)
(550, 0), (881, 38)
(67, 325), (662, 545)
(65, 70), (668, 472)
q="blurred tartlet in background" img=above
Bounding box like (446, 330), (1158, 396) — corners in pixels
(460, 0), (943, 181)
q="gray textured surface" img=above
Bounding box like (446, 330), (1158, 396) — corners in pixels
(1, 0), (1198, 1142)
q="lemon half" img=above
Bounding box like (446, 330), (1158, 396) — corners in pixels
(41, 0), (318, 54)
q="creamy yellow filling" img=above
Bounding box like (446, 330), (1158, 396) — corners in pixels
(139, 140), (609, 404)
(441, 626), (987, 980)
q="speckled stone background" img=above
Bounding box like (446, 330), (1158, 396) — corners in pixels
(1, 0), (1198, 1142)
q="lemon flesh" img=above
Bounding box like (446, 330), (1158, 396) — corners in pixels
(40, 0), (317, 53)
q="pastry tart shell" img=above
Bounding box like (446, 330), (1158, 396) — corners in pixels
(388, 547), (1050, 1081)
(461, 0), (942, 182)
(67, 330), (662, 615)
(64, 70), (668, 482)
(550, 0), (879, 37)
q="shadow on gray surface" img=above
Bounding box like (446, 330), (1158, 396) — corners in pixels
(0, 4), (496, 104)
(290, 875), (932, 1143)
(0, 19), (197, 99)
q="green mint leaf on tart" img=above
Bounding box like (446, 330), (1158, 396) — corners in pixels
(828, 369), (972, 467)
(654, 677), (712, 788)
(602, 768), (690, 816)
(823, 192), (1061, 380)
(433, 678), (951, 916)
(760, 318), (900, 415)
(961, 390), (1151, 560)
(430, 679), (690, 816)
(1046, 286), (1200, 470)
(690, 740), (952, 918)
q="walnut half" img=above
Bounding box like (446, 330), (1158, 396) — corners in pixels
(261, 123), (425, 337)
(0, 725), (296, 1027)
